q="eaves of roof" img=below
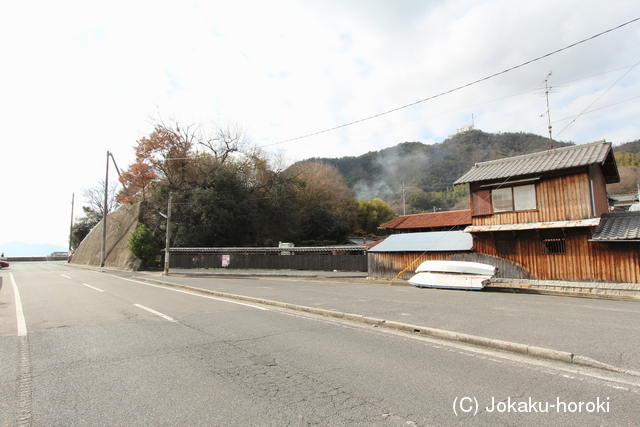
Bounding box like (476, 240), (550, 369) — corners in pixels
(464, 218), (600, 233)
(454, 140), (619, 185)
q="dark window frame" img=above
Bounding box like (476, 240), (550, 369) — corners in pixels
(542, 238), (566, 254)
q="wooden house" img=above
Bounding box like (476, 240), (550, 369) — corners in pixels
(367, 210), (473, 279)
(453, 140), (640, 283)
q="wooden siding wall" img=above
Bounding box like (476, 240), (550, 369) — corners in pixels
(368, 253), (533, 280)
(471, 172), (595, 226)
(589, 164), (609, 216)
(367, 252), (470, 280)
(473, 231), (640, 283)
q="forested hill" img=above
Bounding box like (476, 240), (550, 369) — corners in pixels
(302, 130), (573, 214)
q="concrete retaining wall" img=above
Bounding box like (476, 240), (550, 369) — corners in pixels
(70, 203), (142, 270)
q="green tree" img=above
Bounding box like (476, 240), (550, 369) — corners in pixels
(287, 161), (356, 244)
(70, 206), (102, 249)
(177, 171), (259, 247)
(356, 198), (396, 234)
(128, 222), (160, 268)
(615, 151), (640, 167)
(70, 181), (121, 249)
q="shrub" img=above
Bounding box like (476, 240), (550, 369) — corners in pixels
(128, 222), (160, 268)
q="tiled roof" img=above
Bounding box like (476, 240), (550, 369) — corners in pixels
(367, 230), (473, 252)
(380, 210), (472, 229)
(591, 212), (640, 241)
(454, 140), (619, 185)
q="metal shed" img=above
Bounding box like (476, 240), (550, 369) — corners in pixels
(367, 231), (474, 280)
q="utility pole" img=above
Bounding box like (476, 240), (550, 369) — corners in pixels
(100, 151), (109, 267)
(163, 192), (172, 275)
(69, 193), (74, 260)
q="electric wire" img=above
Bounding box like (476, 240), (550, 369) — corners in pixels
(264, 17), (640, 149)
(555, 59), (640, 137)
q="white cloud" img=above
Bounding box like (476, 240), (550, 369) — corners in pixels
(1, 0), (640, 247)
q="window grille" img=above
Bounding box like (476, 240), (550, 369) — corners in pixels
(542, 238), (566, 254)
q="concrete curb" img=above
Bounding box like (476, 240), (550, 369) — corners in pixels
(133, 276), (640, 377)
(488, 279), (640, 300)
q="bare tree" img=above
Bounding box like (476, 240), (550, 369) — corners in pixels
(199, 121), (250, 165)
(82, 180), (121, 217)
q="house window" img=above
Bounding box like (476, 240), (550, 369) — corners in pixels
(513, 185), (537, 210)
(491, 184), (537, 213)
(542, 238), (566, 254)
(492, 188), (513, 212)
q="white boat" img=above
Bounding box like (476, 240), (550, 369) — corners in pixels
(409, 260), (496, 290)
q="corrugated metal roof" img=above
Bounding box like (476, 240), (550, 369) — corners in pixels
(465, 218), (600, 233)
(380, 210), (472, 229)
(591, 212), (640, 241)
(454, 140), (619, 185)
(368, 231), (473, 252)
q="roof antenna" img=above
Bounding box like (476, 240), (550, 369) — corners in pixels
(540, 71), (554, 149)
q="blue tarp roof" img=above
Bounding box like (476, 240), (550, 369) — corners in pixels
(368, 231), (473, 252)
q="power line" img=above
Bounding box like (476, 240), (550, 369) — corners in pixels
(264, 16), (640, 148)
(555, 59), (640, 138)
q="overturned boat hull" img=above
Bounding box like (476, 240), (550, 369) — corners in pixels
(409, 272), (492, 290)
(409, 260), (496, 290)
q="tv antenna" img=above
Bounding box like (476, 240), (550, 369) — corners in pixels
(540, 71), (554, 149)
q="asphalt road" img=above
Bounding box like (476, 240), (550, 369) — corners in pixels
(2, 262), (640, 426)
(140, 268), (640, 373)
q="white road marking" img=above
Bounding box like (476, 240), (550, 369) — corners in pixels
(10, 273), (28, 337)
(134, 304), (178, 323)
(110, 275), (269, 311)
(60, 274), (71, 279)
(11, 273), (33, 425)
(82, 283), (105, 292)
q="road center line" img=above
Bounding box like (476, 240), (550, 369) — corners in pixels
(60, 274), (71, 279)
(110, 275), (269, 311)
(82, 283), (105, 292)
(10, 273), (28, 337)
(133, 304), (178, 323)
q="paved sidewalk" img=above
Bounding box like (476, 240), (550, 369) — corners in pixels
(134, 269), (640, 375)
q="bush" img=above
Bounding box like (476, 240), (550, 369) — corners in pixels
(128, 222), (160, 268)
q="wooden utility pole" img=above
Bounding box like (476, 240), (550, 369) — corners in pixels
(100, 151), (109, 267)
(69, 193), (74, 251)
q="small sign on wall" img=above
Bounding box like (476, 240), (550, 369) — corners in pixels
(222, 255), (230, 267)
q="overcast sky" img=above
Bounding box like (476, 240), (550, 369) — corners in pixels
(2, 0), (640, 249)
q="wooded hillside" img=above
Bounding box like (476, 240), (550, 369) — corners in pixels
(302, 130), (573, 214)
(610, 138), (640, 194)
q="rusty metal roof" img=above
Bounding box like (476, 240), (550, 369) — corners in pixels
(591, 212), (640, 242)
(454, 140), (619, 185)
(380, 210), (472, 230)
